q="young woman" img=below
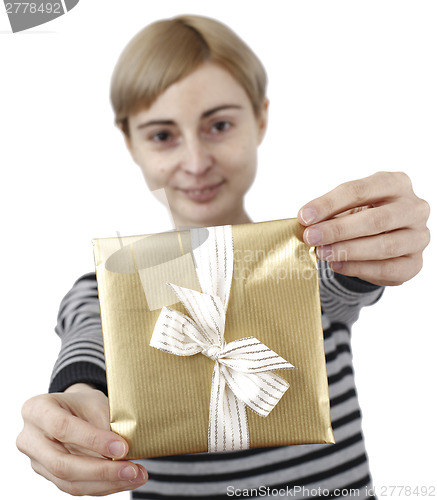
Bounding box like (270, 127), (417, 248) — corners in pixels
(17, 15), (430, 499)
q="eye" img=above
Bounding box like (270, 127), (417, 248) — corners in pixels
(210, 120), (232, 134)
(151, 130), (171, 142)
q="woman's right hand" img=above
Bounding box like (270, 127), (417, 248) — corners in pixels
(16, 383), (148, 496)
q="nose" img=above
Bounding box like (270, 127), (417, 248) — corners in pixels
(181, 136), (213, 176)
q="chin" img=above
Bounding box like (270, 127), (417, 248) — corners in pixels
(176, 204), (234, 228)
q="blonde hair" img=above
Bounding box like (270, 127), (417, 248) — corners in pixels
(110, 15), (267, 136)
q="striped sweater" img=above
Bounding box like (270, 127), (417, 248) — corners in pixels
(49, 260), (383, 499)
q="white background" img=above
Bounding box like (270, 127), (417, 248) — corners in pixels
(1, 1), (436, 498)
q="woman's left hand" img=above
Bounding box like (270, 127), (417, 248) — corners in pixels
(298, 171), (430, 286)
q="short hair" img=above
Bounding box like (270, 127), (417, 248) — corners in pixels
(110, 15), (267, 136)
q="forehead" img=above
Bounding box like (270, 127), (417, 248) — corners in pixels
(130, 63), (251, 125)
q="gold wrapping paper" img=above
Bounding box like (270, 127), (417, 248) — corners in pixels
(93, 218), (334, 459)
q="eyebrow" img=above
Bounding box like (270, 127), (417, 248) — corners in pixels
(136, 104), (243, 130)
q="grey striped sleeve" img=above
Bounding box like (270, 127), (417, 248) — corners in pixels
(49, 273), (107, 393)
(318, 260), (384, 326)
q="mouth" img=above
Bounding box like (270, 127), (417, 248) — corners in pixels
(178, 181), (225, 202)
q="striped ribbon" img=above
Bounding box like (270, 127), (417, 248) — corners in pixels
(150, 225), (295, 452)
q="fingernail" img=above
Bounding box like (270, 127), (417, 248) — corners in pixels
(305, 227), (323, 246)
(299, 207), (318, 225)
(109, 441), (127, 458)
(316, 245), (333, 261)
(119, 465), (137, 481)
(330, 261), (343, 272)
(133, 467), (147, 483)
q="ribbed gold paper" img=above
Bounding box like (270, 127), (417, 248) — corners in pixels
(93, 219), (334, 459)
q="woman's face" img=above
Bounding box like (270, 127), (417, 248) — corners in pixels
(126, 62), (268, 227)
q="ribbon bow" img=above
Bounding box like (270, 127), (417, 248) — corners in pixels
(150, 226), (295, 452)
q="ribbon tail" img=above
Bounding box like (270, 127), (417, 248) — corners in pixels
(223, 385), (249, 452)
(208, 362), (224, 452)
(221, 366), (290, 417)
(208, 364), (249, 452)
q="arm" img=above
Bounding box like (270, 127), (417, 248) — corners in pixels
(49, 273), (107, 393)
(17, 275), (148, 496)
(318, 259), (384, 326)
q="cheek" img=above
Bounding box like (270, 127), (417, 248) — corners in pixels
(138, 157), (173, 190)
(226, 127), (259, 171)
(226, 142), (258, 180)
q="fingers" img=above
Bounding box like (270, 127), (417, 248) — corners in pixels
(328, 254), (424, 287)
(17, 391), (149, 496)
(297, 171), (430, 285)
(31, 456), (148, 496)
(302, 201), (417, 247)
(298, 171), (413, 225)
(34, 444), (147, 483)
(22, 395), (127, 459)
(20, 431), (147, 496)
(316, 228), (429, 262)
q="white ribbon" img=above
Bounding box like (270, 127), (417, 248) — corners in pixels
(150, 226), (295, 452)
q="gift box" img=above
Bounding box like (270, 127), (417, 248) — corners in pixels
(92, 218), (334, 460)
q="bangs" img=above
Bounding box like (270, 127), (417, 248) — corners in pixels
(111, 20), (209, 132)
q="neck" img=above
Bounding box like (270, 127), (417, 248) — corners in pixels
(173, 209), (252, 229)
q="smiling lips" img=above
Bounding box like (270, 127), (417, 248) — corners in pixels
(179, 181), (225, 202)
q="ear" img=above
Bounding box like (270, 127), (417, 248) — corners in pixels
(257, 97), (269, 145)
